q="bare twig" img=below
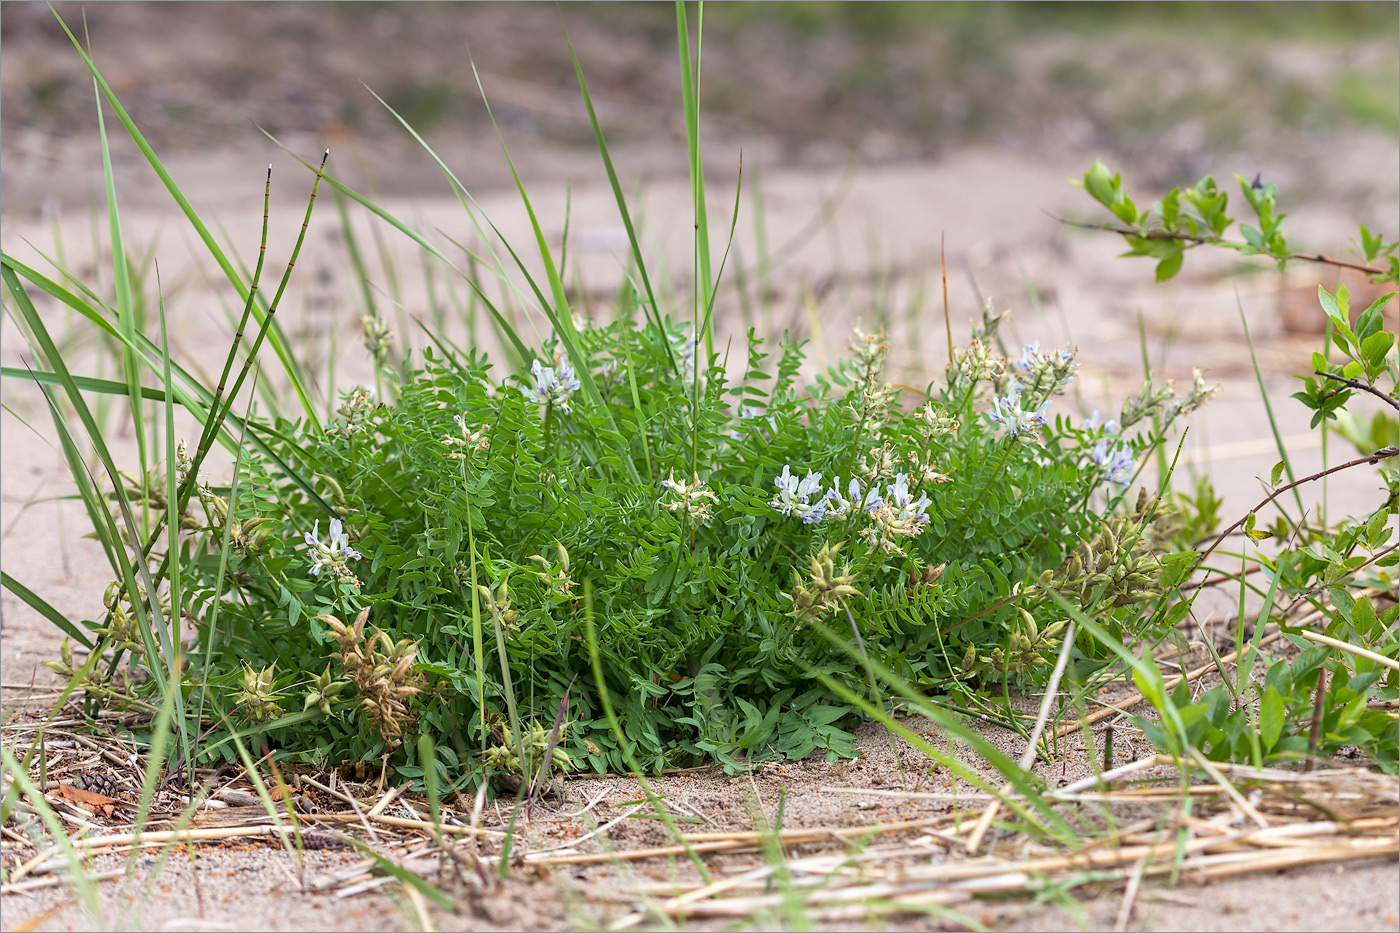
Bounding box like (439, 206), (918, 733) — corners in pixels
(1198, 449), (1398, 565)
(1297, 630), (1400, 671)
(1050, 214), (1390, 276)
(1314, 371), (1400, 411)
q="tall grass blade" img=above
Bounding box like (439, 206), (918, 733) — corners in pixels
(464, 61), (638, 480)
(564, 32), (675, 376)
(92, 62), (146, 503)
(51, 9), (320, 426)
(262, 132), (532, 369)
(675, 1), (714, 356)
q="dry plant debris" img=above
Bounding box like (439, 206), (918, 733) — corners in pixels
(3, 713), (1396, 928)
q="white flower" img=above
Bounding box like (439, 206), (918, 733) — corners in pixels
(771, 465), (829, 524)
(305, 518), (362, 586)
(659, 470), (719, 522)
(987, 387), (1051, 440)
(882, 473), (931, 533)
(826, 476), (882, 518)
(1014, 341), (1078, 395)
(860, 473), (933, 554)
(523, 358), (582, 414)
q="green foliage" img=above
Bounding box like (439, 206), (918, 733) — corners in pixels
(1077, 159), (1400, 285)
(83, 306), (1204, 778)
(1078, 163), (1398, 773)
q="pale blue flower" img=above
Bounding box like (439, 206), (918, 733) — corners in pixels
(1092, 440), (1135, 488)
(523, 358), (582, 414)
(883, 473), (931, 531)
(826, 476), (883, 517)
(771, 465), (828, 524)
(987, 387), (1051, 439)
(305, 518), (362, 585)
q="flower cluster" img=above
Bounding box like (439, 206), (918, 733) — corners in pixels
(233, 663), (284, 723)
(850, 325), (891, 372)
(947, 337), (1005, 393)
(987, 386), (1051, 441)
(771, 466), (830, 524)
(1013, 341), (1079, 396)
(327, 386), (378, 439)
(317, 607), (421, 741)
(917, 402), (960, 440)
(361, 314), (394, 365)
(524, 358), (582, 414)
(528, 540), (576, 598)
(1092, 439), (1135, 488)
(863, 473), (933, 553)
(770, 466), (934, 550)
(305, 517), (362, 587)
(660, 470), (719, 522)
(825, 475), (884, 518)
(788, 541), (862, 623)
(1119, 368), (1219, 431)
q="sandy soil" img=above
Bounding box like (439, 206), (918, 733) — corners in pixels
(2, 4), (1397, 931)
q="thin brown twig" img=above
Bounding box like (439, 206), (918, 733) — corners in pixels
(1198, 449), (1398, 565)
(1050, 214), (1390, 276)
(1314, 371), (1400, 411)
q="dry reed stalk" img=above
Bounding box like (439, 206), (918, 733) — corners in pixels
(1, 868), (125, 895)
(6, 824), (294, 883)
(365, 782), (407, 818)
(814, 785), (993, 803)
(1297, 629), (1400, 670)
(966, 618), (1077, 853)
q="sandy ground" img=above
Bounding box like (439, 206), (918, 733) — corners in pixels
(3, 4), (1398, 930)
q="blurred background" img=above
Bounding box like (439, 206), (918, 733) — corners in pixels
(2, 1), (1397, 500)
(5, 2), (1398, 201)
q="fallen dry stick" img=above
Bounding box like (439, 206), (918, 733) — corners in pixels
(528, 814), (955, 865)
(1297, 629), (1400, 671)
(1, 868), (125, 896)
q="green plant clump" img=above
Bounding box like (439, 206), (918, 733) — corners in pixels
(118, 304), (1207, 777)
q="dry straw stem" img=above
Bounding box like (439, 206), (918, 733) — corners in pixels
(966, 618), (1077, 853)
(1297, 629), (1400, 671)
(621, 824), (1396, 924)
(528, 814), (957, 866)
(1, 868), (125, 896)
(595, 762), (1395, 927)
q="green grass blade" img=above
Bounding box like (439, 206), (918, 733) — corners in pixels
(463, 62), (639, 481)
(5, 265), (187, 745)
(1239, 300), (1306, 519)
(92, 65), (146, 498)
(676, 1), (714, 356)
(2, 257), (331, 516)
(564, 32), (675, 376)
(50, 10), (320, 427)
(262, 134), (533, 368)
